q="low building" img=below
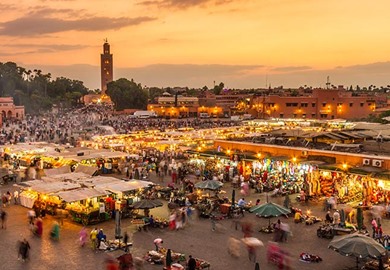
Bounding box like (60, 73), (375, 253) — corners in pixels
(148, 92), (199, 118)
(0, 97), (25, 125)
(250, 87), (386, 120)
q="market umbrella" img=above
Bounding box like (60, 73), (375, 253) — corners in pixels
(328, 233), (387, 269)
(194, 180), (223, 190)
(131, 199), (163, 209)
(249, 202), (291, 227)
(166, 249), (173, 268)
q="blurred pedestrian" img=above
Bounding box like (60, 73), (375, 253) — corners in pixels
(6, 191), (12, 205)
(50, 221), (60, 240)
(333, 210), (340, 225)
(33, 217), (43, 237)
(123, 231), (129, 252)
(228, 237), (241, 258)
(273, 219), (281, 242)
(105, 257), (119, 270)
(280, 222), (290, 242)
(1, 210), (7, 229)
(28, 209), (36, 226)
(117, 252), (133, 270)
(13, 190), (19, 204)
(372, 218), (378, 238)
(79, 227), (88, 247)
(2, 193), (8, 207)
(18, 238), (30, 262)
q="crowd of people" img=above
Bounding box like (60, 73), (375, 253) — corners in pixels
(0, 104), (241, 146)
(1, 104), (390, 270)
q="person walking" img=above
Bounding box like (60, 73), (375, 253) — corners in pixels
(18, 238), (31, 262)
(187, 255), (197, 270)
(123, 231), (129, 252)
(2, 193), (8, 207)
(28, 209), (36, 226)
(13, 190), (19, 204)
(1, 210), (7, 229)
(6, 191), (12, 206)
(79, 227), (88, 247)
(117, 252), (133, 270)
(90, 228), (98, 250)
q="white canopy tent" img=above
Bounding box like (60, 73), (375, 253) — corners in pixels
(55, 188), (108, 202)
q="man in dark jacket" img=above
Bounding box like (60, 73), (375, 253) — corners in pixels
(187, 255), (196, 270)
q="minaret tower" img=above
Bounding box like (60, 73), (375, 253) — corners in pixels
(101, 38), (113, 95)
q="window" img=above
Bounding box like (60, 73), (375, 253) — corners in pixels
(360, 103), (364, 107)
(279, 114), (284, 118)
(349, 103), (353, 107)
(322, 103), (326, 107)
(286, 103), (298, 107)
(337, 103), (343, 106)
(311, 114), (316, 118)
(312, 103), (316, 107)
(301, 103), (308, 107)
(293, 114), (297, 118)
(302, 114), (306, 118)
(320, 114), (327, 118)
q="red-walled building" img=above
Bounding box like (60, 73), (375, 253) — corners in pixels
(251, 87), (387, 120)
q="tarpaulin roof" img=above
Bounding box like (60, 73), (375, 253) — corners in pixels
(99, 179), (154, 193)
(75, 165), (98, 176)
(44, 166), (71, 177)
(79, 176), (122, 187)
(56, 188), (108, 202)
(49, 172), (92, 182)
(29, 182), (81, 194)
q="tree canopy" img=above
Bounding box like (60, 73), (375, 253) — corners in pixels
(0, 61), (88, 114)
(106, 78), (148, 111)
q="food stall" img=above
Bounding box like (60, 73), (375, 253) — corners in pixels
(19, 181), (81, 214)
(94, 179), (155, 217)
(55, 187), (109, 225)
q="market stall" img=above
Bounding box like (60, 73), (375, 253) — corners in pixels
(95, 179), (155, 217)
(55, 188), (109, 225)
(19, 181), (80, 209)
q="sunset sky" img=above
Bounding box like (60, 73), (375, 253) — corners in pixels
(1, 0), (390, 89)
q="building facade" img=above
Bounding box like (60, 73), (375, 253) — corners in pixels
(0, 97), (25, 126)
(198, 90), (250, 117)
(147, 92), (199, 118)
(250, 87), (386, 120)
